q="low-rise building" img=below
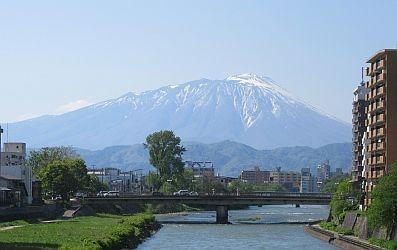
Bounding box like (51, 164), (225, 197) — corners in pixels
(87, 167), (140, 192)
(214, 175), (237, 188)
(0, 165), (40, 206)
(240, 166), (270, 184)
(270, 169), (301, 192)
(185, 161), (215, 179)
(0, 142), (27, 166)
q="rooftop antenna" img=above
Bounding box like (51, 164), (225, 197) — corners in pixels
(360, 67), (364, 86)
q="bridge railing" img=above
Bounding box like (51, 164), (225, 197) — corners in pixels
(87, 192), (331, 199)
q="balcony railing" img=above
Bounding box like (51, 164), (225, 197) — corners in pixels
(376, 127), (385, 137)
(375, 59), (385, 70)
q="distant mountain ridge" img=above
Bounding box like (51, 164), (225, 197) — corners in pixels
(77, 140), (352, 177)
(8, 73), (350, 149)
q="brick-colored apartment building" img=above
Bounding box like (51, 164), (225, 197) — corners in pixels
(352, 49), (397, 209)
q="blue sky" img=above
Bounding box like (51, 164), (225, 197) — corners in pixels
(0, 0), (396, 123)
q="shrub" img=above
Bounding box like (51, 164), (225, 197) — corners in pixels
(81, 213), (160, 250)
(369, 238), (397, 250)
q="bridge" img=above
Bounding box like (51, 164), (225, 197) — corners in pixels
(84, 192), (331, 224)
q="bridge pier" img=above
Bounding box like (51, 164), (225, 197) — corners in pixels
(216, 205), (229, 224)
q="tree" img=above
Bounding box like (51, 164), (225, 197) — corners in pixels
(29, 146), (79, 173)
(144, 130), (186, 184)
(330, 179), (358, 223)
(321, 173), (350, 194)
(87, 175), (108, 194)
(146, 172), (162, 191)
(39, 159), (90, 200)
(367, 163), (397, 239)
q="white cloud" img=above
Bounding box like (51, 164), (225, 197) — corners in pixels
(55, 100), (92, 115)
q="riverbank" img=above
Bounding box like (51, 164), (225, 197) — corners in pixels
(305, 223), (383, 250)
(0, 213), (160, 249)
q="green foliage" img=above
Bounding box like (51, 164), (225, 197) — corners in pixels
(144, 130), (186, 184)
(321, 173), (350, 193)
(145, 172), (162, 191)
(0, 214), (159, 250)
(367, 163), (397, 237)
(329, 179), (358, 223)
(159, 182), (175, 194)
(82, 213), (160, 250)
(369, 238), (397, 250)
(87, 175), (108, 193)
(39, 159), (90, 200)
(29, 146), (79, 173)
(319, 221), (354, 235)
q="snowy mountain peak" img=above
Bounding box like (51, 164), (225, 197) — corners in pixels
(226, 73), (295, 98)
(9, 74), (350, 150)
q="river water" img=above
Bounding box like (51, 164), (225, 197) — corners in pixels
(138, 205), (337, 250)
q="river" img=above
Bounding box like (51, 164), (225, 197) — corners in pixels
(138, 205), (337, 250)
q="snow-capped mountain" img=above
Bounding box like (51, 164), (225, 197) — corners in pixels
(7, 74), (350, 149)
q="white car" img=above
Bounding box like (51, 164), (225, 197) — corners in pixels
(103, 191), (120, 197)
(173, 190), (190, 196)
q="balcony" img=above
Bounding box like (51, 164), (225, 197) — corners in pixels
(376, 142), (385, 151)
(375, 73), (385, 85)
(377, 114), (385, 124)
(374, 86), (385, 98)
(377, 155), (385, 164)
(375, 59), (385, 70)
(377, 127), (385, 136)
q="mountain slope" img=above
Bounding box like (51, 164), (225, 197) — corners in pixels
(8, 74), (350, 149)
(76, 141), (352, 177)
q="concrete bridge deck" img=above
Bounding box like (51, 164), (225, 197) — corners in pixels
(83, 192), (331, 224)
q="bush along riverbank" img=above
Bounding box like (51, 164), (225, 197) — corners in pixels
(0, 213), (160, 250)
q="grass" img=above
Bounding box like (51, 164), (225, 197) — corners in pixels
(0, 213), (160, 250)
(369, 238), (397, 250)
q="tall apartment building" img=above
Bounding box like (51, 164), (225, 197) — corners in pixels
(360, 49), (397, 209)
(300, 167), (313, 193)
(0, 143), (27, 166)
(352, 84), (369, 190)
(316, 161), (331, 190)
(240, 166), (270, 184)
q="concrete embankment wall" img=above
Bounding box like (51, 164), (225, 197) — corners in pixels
(0, 204), (63, 222)
(305, 225), (383, 250)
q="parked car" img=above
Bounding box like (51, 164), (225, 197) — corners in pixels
(173, 190), (190, 196)
(189, 191), (199, 196)
(75, 192), (88, 198)
(151, 191), (164, 196)
(96, 191), (108, 197)
(103, 191), (120, 197)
